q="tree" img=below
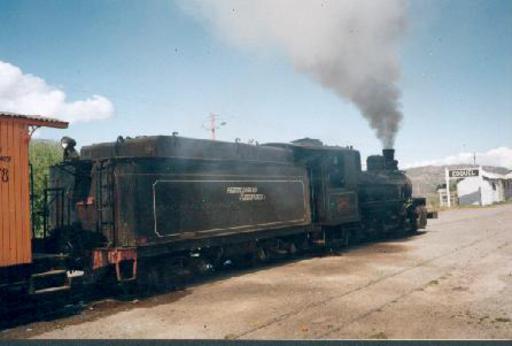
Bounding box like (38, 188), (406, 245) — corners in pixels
(29, 139), (62, 236)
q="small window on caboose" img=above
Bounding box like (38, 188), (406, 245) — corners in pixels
(327, 154), (345, 188)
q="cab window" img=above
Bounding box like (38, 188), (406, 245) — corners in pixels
(327, 154), (345, 188)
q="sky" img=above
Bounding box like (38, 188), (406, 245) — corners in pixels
(0, 0), (511, 168)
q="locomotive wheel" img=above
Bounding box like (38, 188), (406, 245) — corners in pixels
(407, 216), (419, 234)
(299, 237), (311, 252)
(147, 267), (162, 291)
(343, 230), (350, 248)
(162, 257), (193, 289)
(134, 258), (173, 295)
(254, 246), (268, 263)
(350, 229), (363, 245)
(205, 247), (224, 269)
(135, 266), (159, 294)
(190, 258), (213, 276)
(288, 242), (298, 256)
(119, 280), (138, 297)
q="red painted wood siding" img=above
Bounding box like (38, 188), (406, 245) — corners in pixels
(0, 118), (31, 267)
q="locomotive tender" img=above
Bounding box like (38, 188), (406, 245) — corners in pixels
(47, 135), (427, 288)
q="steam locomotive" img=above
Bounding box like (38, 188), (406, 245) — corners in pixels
(42, 135), (427, 290)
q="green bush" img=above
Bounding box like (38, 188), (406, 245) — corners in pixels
(29, 139), (62, 237)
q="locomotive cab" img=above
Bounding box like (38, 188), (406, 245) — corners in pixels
(269, 139), (362, 226)
(312, 149), (361, 225)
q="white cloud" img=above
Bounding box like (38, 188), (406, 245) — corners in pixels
(0, 60), (114, 123)
(404, 147), (512, 169)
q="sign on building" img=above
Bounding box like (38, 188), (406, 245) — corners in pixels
(448, 169), (479, 178)
(444, 167), (481, 207)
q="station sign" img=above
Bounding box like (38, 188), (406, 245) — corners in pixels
(448, 168), (479, 178)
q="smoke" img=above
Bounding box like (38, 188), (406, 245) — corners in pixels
(180, 0), (407, 148)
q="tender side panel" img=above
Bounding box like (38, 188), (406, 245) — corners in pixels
(0, 119), (31, 268)
(153, 179), (308, 237)
(111, 159), (311, 247)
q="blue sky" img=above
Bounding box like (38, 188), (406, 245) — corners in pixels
(0, 0), (511, 167)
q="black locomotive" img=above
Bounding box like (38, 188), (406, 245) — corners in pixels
(45, 135), (427, 289)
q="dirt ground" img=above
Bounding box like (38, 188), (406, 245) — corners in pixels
(2, 204), (512, 339)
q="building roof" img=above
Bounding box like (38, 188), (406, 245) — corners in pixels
(480, 169), (503, 179)
(480, 168), (512, 180)
(0, 111), (68, 129)
(457, 168), (512, 180)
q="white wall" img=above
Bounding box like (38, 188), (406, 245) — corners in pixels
(480, 178), (494, 206)
(457, 176), (482, 206)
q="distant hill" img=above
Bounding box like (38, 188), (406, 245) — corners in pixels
(404, 164), (511, 207)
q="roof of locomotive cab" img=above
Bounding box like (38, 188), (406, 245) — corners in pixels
(80, 135), (296, 163)
(263, 142), (361, 162)
(263, 141), (358, 153)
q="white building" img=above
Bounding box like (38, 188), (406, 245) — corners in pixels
(456, 168), (512, 206)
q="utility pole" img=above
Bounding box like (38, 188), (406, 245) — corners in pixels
(209, 112), (217, 141)
(445, 167), (451, 208)
(203, 113), (227, 141)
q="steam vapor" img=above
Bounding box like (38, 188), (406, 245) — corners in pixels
(180, 0), (407, 148)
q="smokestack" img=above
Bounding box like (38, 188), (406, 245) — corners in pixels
(382, 148), (398, 170)
(382, 148), (395, 162)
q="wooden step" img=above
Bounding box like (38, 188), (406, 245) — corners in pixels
(31, 269), (67, 279)
(32, 253), (69, 272)
(33, 285), (70, 295)
(32, 253), (68, 260)
(0, 280), (26, 289)
(31, 269), (69, 292)
(311, 239), (325, 245)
